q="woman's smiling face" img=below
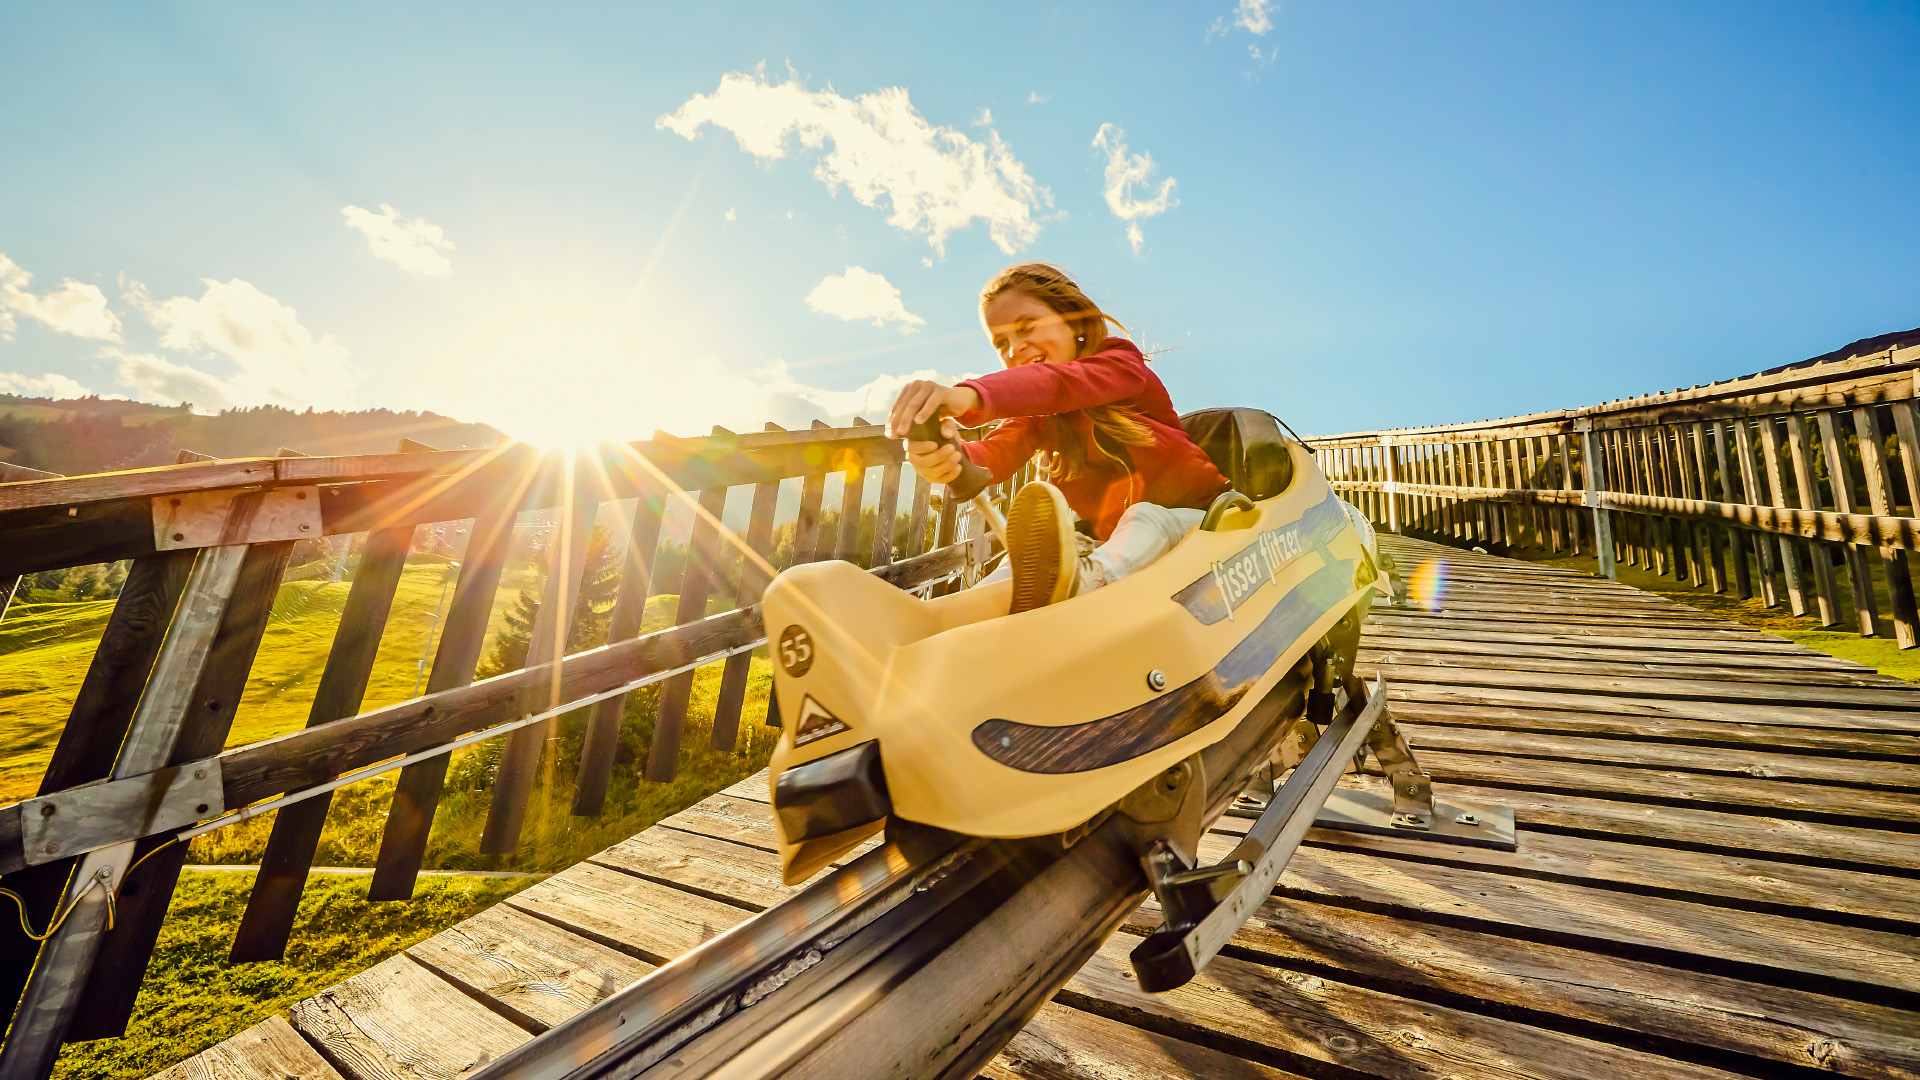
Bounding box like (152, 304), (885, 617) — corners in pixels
(983, 289), (1078, 367)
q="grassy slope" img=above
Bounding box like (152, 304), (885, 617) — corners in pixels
(49, 871), (532, 1080)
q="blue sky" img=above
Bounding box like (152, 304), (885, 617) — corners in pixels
(1, 1), (1915, 443)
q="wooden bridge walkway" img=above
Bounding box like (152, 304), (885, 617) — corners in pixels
(158, 533), (1920, 1080)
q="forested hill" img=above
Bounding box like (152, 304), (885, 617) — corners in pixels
(0, 395), (505, 476)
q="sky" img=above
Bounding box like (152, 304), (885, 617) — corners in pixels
(1, 1), (1916, 444)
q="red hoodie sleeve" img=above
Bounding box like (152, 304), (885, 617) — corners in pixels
(960, 417), (1045, 484)
(955, 342), (1151, 423)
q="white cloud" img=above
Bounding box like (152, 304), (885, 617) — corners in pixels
(340, 203), (455, 277)
(1027, 91), (1052, 105)
(1210, 0), (1275, 39)
(104, 349), (235, 412)
(724, 207), (737, 222)
(972, 107), (993, 127)
(1235, 0), (1274, 34)
(0, 370), (93, 398)
(658, 67), (1050, 255)
(1091, 124), (1178, 254)
(0, 254), (122, 341)
(805, 267), (925, 333)
(123, 277), (356, 409)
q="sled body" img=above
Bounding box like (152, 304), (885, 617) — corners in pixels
(764, 419), (1387, 884)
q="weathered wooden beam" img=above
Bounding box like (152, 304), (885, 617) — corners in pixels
(710, 478), (780, 753)
(366, 509), (515, 900)
(228, 522), (416, 962)
(571, 484), (668, 817)
(1787, 414), (1843, 625)
(645, 484), (729, 784)
(482, 484), (600, 855)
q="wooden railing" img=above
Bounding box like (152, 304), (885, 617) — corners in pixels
(0, 421), (1011, 1077)
(1314, 339), (1920, 648)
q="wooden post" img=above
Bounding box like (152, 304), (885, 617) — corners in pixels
(792, 463), (828, 565)
(1707, 422), (1751, 598)
(1556, 435), (1580, 554)
(0, 540), (251, 1079)
(1687, 422), (1726, 592)
(367, 509), (514, 899)
(870, 460), (902, 567)
(905, 473), (932, 557)
(711, 477), (780, 751)
(229, 522), (415, 962)
(571, 484), (667, 815)
(1756, 416), (1809, 616)
(482, 482), (600, 854)
(1852, 404), (1918, 648)
(1783, 414), (1842, 625)
(835, 460), (868, 563)
(1577, 421), (1615, 579)
(1381, 435), (1399, 534)
(644, 484), (729, 784)
(1732, 419), (1782, 607)
(1814, 410), (1879, 636)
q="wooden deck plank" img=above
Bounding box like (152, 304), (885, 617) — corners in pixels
(1199, 896), (1920, 1080)
(1361, 644), (1916, 686)
(406, 904), (656, 1033)
(149, 1016), (343, 1080)
(1061, 937), (1752, 1080)
(1387, 700), (1920, 756)
(987, 1001), (1311, 1080)
(1224, 839), (1920, 994)
(502, 863), (756, 964)
(1388, 681), (1920, 732)
(288, 954), (530, 1080)
(1370, 661), (1920, 712)
(1213, 811), (1920, 927)
(1396, 723), (1920, 788)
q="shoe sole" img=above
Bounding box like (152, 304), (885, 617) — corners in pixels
(1007, 482), (1075, 614)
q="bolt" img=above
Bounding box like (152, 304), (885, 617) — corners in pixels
(1146, 669), (1167, 692)
(43, 842), (57, 854)
(1456, 813), (1480, 826)
(39, 804), (55, 817)
(299, 523), (310, 531)
(173, 532), (186, 541)
(171, 498), (182, 507)
(96, 867), (112, 879)
(196, 803), (209, 814)
(194, 768), (206, 780)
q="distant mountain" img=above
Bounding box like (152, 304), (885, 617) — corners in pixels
(0, 396), (506, 477)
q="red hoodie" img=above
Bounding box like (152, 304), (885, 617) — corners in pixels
(955, 338), (1230, 540)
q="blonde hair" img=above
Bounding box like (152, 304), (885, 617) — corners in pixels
(979, 262), (1155, 481)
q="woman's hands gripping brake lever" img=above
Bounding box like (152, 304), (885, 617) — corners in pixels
(905, 418), (1005, 551)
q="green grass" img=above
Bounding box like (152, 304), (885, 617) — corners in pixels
(49, 870), (533, 1080)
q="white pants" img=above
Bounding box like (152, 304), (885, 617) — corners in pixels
(982, 503), (1205, 590)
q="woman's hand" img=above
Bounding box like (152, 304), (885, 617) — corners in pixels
(905, 416), (964, 484)
(886, 380), (982, 440)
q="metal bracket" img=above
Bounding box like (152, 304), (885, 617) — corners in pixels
(153, 486), (322, 550)
(1315, 788), (1517, 850)
(1582, 489), (1601, 508)
(1119, 754), (1208, 878)
(20, 759), (224, 866)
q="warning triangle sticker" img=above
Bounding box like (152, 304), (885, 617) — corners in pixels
(794, 694), (849, 746)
